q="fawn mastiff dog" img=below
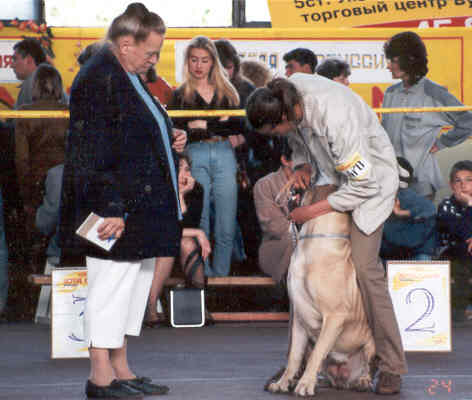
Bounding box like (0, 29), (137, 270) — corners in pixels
(267, 188), (376, 397)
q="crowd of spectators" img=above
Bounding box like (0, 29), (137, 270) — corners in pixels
(0, 30), (471, 328)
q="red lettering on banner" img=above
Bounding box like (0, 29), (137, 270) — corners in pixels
(372, 86), (384, 109)
(359, 15), (472, 27)
(0, 55), (13, 69)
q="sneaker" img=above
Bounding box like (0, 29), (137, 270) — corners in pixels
(375, 371), (401, 395)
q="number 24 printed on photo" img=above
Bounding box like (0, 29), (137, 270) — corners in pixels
(427, 379), (452, 396)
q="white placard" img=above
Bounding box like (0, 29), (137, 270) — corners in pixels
(51, 268), (89, 359)
(174, 40), (394, 85)
(387, 261), (451, 352)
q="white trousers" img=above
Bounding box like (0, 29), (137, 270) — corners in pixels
(84, 256), (155, 349)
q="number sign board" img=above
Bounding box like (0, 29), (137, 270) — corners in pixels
(387, 261), (451, 352)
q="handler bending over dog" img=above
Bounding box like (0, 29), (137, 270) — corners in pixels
(246, 73), (407, 395)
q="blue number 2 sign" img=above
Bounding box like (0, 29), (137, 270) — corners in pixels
(405, 288), (436, 333)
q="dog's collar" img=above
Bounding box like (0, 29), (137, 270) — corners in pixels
(297, 233), (350, 240)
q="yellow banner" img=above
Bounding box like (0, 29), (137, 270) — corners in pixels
(1, 26), (472, 109)
(268, 0), (472, 28)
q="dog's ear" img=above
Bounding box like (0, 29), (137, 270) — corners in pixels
(301, 188), (314, 206)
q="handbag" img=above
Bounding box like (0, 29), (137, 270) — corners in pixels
(169, 238), (206, 328)
(169, 286), (205, 328)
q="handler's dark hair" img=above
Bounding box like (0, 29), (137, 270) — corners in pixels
(246, 78), (302, 130)
(384, 31), (428, 86)
(107, 2), (166, 43)
(449, 160), (472, 182)
(316, 58), (351, 81)
(13, 38), (46, 66)
(283, 48), (318, 73)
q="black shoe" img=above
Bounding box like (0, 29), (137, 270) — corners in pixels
(85, 379), (143, 398)
(119, 377), (169, 396)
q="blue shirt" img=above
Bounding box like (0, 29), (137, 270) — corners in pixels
(127, 72), (182, 220)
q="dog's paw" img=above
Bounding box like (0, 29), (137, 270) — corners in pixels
(334, 378), (349, 391)
(264, 366), (286, 391)
(353, 376), (373, 392)
(267, 378), (293, 394)
(294, 379), (317, 397)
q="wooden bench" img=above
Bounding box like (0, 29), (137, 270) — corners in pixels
(28, 274), (290, 323)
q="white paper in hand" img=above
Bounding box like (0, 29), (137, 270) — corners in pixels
(75, 212), (117, 251)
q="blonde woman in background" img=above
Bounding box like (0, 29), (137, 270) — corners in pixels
(168, 36), (243, 277)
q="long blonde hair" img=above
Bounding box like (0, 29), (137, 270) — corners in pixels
(180, 36), (239, 107)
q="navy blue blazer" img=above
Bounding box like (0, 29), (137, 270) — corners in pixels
(59, 45), (181, 261)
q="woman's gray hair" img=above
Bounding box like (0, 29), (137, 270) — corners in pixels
(107, 2), (166, 43)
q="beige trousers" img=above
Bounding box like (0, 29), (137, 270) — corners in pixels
(351, 223), (408, 375)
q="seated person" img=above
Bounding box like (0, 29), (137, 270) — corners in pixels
(35, 164), (63, 266)
(15, 64), (68, 271)
(437, 160), (472, 322)
(316, 58), (351, 86)
(145, 153), (211, 326)
(381, 157), (437, 261)
(253, 139), (336, 282)
(176, 154), (210, 288)
(253, 140), (298, 283)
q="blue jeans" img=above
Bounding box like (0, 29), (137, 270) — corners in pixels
(0, 189), (8, 312)
(188, 140), (237, 276)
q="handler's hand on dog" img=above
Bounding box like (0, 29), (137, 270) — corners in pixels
(289, 204), (314, 225)
(289, 200), (333, 225)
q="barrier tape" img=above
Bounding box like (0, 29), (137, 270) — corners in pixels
(1, 106), (472, 119)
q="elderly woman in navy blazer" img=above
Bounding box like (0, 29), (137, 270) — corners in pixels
(59, 3), (186, 398)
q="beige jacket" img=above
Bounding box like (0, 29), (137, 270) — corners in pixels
(289, 73), (399, 235)
(253, 167), (294, 282)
